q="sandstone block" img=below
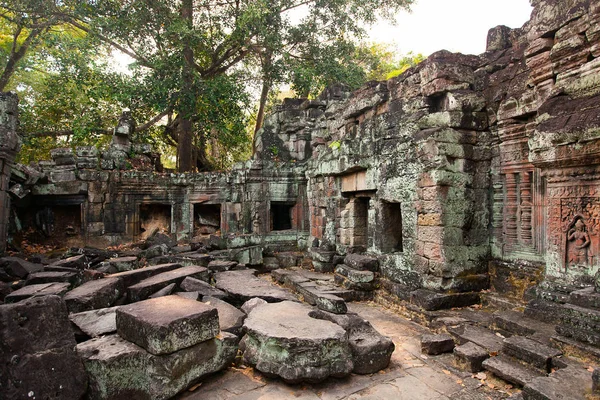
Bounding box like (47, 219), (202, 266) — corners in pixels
(63, 277), (125, 313)
(421, 333), (455, 355)
(128, 266), (209, 302)
(116, 295), (220, 355)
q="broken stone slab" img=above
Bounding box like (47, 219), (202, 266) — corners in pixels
(143, 232), (176, 249)
(242, 301), (353, 382)
(335, 264), (375, 283)
(344, 253), (379, 272)
(410, 288), (480, 311)
(309, 309), (395, 374)
(523, 366), (591, 400)
(312, 260), (335, 273)
(70, 306), (120, 338)
(4, 282), (70, 303)
(447, 324), (504, 353)
(202, 296), (246, 336)
(128, 265), (209, 302)
(0, 295), (88, 400)
(334, 274), (376, 291)
(175, 291), (201, 300)
(241, 297), (267, 314)
(482, 355), (544, 387)
(49, 254), (89, 270)
(421, 333), (456, 355)
(0, 257), (44, 280)
(173, 253), (212, 267)
(315, 293), (348, 314)
(214, 269), (297, 305)
(26, 271), (77, 285)
(77, 332), (237, 400)
(180, 276), (229, 299)
(148, 282), (176, 299)
(140, 243), (169, 260)
(207, 260), (238, 272)
(503, 336), (562, 373)
(309, 247), (336, 263)
(63, 277), (125, 313)
(569, 286), (600, 310)
(116, 295), (220, 355)
(107, 263), (181, 287)
(454, 342), (489, 372)
(107, 256), (138, 272)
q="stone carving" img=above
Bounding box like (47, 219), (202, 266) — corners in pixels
(566, 216), (592, 268)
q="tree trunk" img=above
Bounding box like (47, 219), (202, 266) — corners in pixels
(253, 49), (273, 136)
(177, 0), (196, 172)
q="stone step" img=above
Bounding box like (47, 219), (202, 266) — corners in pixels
(568, 286), (600, 311)
(447, 324), (504, 353)
(334, 264), (374, 283)
(559, 303), (600, 332)
(502, 336), (562, 373)
(128, 266), (209, 302)
(551, 334), (600, 364)
(410, 289), (480, 311)
(493, 310), (545, 336)
(523, 366), (591, 400)
(555, 323), (600, 347)
(482, 356), (545, 387)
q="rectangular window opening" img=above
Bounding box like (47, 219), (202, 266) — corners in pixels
(139, 203), (171, 240)
(271, 202), (294, 231)
(381, 201), (403, 252)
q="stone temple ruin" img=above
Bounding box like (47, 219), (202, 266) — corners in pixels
(3, 0), (600, 399)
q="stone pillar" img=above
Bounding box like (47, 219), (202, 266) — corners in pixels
(0, 93), (21, 254)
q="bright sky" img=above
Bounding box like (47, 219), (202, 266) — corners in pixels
(369, 0), (533, 56)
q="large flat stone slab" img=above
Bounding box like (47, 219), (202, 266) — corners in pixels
(0, 256), (43, 279)
(128, 266), (209, 302)
(202, 296), (246, 336)
(5, 282), (70, 303)
(503, 336), (562, 373)
(116, 295), (219, 355)
(214, 269), (297, 305)
(63, 277), (125, 313)
(70, 306), (120, 338)
(1, 295), (87, 400)
(180, 276), (229, 299)
(77, 332), (237, 400)
(26, 271), (78, 285)
(107, 263), (181, 287)
(242, 301), (353, 383)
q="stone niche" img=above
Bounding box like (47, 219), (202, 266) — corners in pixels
(193, 203), (222, 236)
(138, 203), (172, 240)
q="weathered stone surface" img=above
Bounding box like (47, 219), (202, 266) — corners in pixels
(447, 324), (503, 353)
(335, 264), (375, 283)
(63, 277), (125, 313)
(107, 256), (138, 272)
(202, 296), (246, 336)
(107, 263), (181, 287)
(0, 256), (43, 279)
(26, 271), (77, 285)
(148, 282), (176, 298)
(503, 336), (562, 373)
(421, 333), (455, 355)
(410, 289), (480, 311)
(77, 332), (237, 400)
(483, 356), (544, 387)
(242, 301), (353, 382)
(310, 309), (395, 374)
(241, 297), (267, 315)
(523, 366), (591, 400)
(344, 253), (379, 272)
(214, 269), (297, 305)
(454, 342), (489, 372)
(70, 306), (119, 338)
(128, 266), (209, 302)
(5, 282), (70, 303)
(207, 260), (238, 272)
(116, 295), (219, 355)
(140, 243), (169, 260)
(315, 293), (347, 314)
(0, 296), (87, 400)
(180, 276), (228, 299)
(49, 255), (88, 270)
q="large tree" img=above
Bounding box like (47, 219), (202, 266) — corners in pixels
(68, 0), (414, 171)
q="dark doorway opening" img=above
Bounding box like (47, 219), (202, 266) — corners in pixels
(271, 202), (294, 231)
(139, 203), (171, 240)
(381, 201), (403, 252)
(194, 203), (221, 236)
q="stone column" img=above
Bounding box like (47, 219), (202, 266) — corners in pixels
(0, 92), (20, 254)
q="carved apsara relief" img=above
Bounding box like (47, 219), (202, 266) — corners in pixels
(560, 198), (600, 270)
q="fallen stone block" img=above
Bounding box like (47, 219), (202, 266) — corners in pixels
(107, 256), (138, 272)
(315, 293), (347, 314)
(0, 256), (44, 279)
(482, 355), (543, 387)
(335, 264), (375, 283)
(241, 297), (267, 314)
(107, 263), (181, 287)
(214, 269), (297, 305)
(344, 253), (379, 272)
(202, 296), (246, 336)
(148, 282), (176, 298)
(421, 333), (455, 355)
(140, 243), (169, 260)
(503, 335), (562, 373)
(334, 274), (376, 291)
(0, 295), (87, 400)
(310, 309), (395, 374)
(116, 295), (220, 355)
(454, 342), (489, 372)
(180, 276), (228, 299)
(128, 266), (209, 302)
(77, 332), (237, 400)
(242, 301), (353, 382)
(207, 260), (238, 272)
(410, 288), (480, 311)
(5, 282), (70, 303)
(26, 271), (77, 285)
(49, 255), (88, 270)
(63, 277), (125, 313)
(70, 306), (120, 338)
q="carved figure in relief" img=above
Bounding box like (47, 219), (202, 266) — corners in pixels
(567, 217), (591, 266)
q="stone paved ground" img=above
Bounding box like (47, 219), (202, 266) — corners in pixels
(180, 302), (515, 400)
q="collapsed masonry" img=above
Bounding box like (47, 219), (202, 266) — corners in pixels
(3, 0), (600, 301)
(1, 0), (600, 396)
